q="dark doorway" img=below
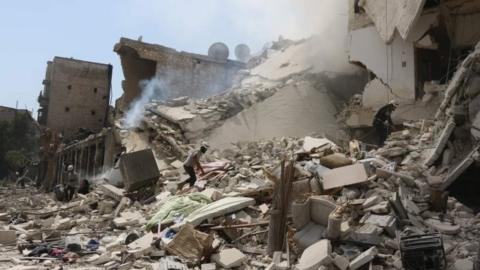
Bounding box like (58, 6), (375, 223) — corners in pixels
(447, 164), (480, 213)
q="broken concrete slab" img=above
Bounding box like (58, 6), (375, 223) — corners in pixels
(302, 136), (333, 153)
(296, 239), (332, 270)
(349, 246), (378, 270)
(322, 163), (368, 190)
(362, 196), (381, 209)
(99, 184), (125, 201)
(211, 248), (247, 268)
(127, 232), (153, 257)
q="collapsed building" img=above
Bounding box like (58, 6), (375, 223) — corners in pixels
(37, 57), (112, 138)
(343, 0), (480, 131)
(37, 57), (115, 190)
(3, 3), (480, 268)
(113, 37), (245, 110)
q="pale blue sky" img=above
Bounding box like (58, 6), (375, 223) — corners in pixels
(0, 0), (343, 116)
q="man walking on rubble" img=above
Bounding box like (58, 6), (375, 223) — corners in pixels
(65, 164), (78, 201)
(373, 100), (399, 146)
(183, 143), (208, 187)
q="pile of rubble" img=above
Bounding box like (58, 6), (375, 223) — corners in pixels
(4, 38), (480, 270)
(2, 123), (480, 269)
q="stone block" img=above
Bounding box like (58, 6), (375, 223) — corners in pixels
(119, 149), (160, 192)
(211, 248), (247, 268)
(127, 233), (153, 257)
(332, 253), (349, 270)
(349, 247), (378, 270)
(362, 196), (381, 209)
(296, 239), (332, 270)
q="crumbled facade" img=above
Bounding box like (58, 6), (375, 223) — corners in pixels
(114, 38), (245, 110)
(344, 0), (480, 127)
(37, 57), (112, 138)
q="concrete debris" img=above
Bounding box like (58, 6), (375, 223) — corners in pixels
(5, 28), (480, 270)
(322, 163), (369, 190)
(211, 248), (247, 268)
(296, 239), (332, 270)
(349, 247), (378, 270)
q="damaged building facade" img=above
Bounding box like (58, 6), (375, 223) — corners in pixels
(114, 38), (245, 110)
(344, 0), (480, 128)
(37, 57), (113, 138)
(37, 57), (115, 189)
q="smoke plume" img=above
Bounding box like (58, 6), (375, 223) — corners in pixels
(123, 77), (167, 129)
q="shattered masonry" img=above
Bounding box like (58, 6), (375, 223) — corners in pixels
(2, 1), (480, 270)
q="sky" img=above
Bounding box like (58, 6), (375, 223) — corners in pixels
(0, 0), (347, 115)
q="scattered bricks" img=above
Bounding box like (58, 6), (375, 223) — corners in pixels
(349, 247), (378, 270)
(296, 239), (332, 270)
(0, 230), (16, 245)
(332, 253), (349, 270)
(211, 248), (247, 268)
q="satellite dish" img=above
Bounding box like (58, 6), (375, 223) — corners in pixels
(234, 44), (251, 62)
(208, 42), (229, 61)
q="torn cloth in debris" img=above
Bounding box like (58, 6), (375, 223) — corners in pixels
(146, 193), (211, 230)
